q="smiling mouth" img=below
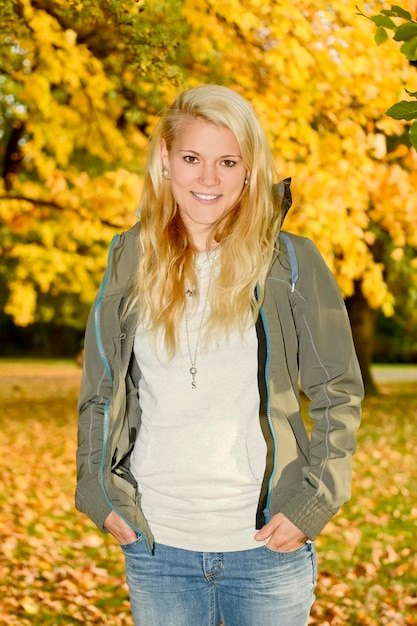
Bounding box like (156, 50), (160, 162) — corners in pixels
(192, 192), (221, 201)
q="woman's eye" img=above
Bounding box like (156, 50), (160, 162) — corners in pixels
(183, 155), (198, 164)
(222, 159), (237, 168)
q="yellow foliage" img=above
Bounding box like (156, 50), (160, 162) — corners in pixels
(362, 265), (395, 316)
(4, 281), (37, 326)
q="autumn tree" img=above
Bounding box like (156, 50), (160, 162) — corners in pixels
(359, 3), (417, 366)
(182, 0), (417, 392)
(0, 0), (187, 328)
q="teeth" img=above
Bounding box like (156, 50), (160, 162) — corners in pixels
(194, 193), (218, 200)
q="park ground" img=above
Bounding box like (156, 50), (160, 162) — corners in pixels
(0, 360), (416, 625)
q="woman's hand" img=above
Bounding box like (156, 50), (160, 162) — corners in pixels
(254, 512), (307, 551)
(103, 510), (138, 545)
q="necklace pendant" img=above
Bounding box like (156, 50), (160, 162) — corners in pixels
(190, 366), (197, 389)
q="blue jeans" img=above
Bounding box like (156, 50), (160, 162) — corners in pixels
(121, 538), (317, 626)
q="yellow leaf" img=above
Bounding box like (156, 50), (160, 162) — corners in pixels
(21, 596), (39, 615)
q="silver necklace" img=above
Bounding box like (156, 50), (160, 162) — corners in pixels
(184, 252), (216, 389)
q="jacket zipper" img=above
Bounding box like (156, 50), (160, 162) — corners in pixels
(259, 234), (298, 524)
(94, 234), (152, 553)
(259, 302), (278, 524)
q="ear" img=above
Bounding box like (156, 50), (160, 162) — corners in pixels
(160, 138), (169, 167)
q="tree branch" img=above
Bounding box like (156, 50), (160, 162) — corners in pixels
(0, 195), (121, 229)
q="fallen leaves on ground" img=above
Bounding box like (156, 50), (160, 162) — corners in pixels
(0, 362), (416, 625)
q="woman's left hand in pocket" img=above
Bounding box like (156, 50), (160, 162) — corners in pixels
(254, 512), (307, 551)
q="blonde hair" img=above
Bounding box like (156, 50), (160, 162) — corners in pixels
(128, 84), (281, 355)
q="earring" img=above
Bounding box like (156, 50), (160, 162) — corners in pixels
(244, 176), (249, 185)
(162, 167), (170, 180)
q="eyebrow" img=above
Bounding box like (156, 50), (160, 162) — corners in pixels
(179, 149), (242, 159)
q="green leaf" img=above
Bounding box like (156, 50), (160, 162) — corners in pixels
(386, 100), (417, 121)
(388, 5), (413, 20)
(393, 22), (417, 42)
(375, 26), (388, 46)
(410, 120), (417, 150)
(371, 14), (396, 29)
(400, 37), (417, 61)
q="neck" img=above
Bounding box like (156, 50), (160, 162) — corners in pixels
(187, 226), (219, 253)
(192, 237), (219, 253)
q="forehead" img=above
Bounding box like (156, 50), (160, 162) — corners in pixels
(172, 117), (241, 154)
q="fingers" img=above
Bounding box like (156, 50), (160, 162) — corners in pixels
(104, 510), (137, 545)
(254, 512), (307, 551)
(254, 515), (282, 542)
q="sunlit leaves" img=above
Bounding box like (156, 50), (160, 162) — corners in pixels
(183, 0), (417, 314)
(1, 0), (417, 331)
(0, 0), (187, 328)
(0, 363), (131, 624)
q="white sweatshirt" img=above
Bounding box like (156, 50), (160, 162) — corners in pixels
(131, 253), (266, 551)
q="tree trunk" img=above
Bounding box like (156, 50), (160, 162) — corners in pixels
(345, 284), (379, 396)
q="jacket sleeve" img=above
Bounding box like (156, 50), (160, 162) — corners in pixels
(280, 237), (364, 538)
(75, 287), (115, 532)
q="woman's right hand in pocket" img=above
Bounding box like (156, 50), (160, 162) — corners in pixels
(104, 510), (137, 545)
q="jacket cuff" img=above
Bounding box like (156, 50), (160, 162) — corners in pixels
(279, 487), (336, 540)
(75, 488), (113, 533)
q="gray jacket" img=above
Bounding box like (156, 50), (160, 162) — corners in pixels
(76, 223), (363, 551)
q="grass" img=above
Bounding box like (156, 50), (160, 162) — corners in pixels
(0, 361), (416, 625)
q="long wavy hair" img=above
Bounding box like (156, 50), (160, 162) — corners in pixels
(126, 84), (281, 355)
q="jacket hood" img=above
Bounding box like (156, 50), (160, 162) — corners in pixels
(272, 177), (292, 227)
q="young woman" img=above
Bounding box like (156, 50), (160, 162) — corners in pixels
(76, 84), (363, 626)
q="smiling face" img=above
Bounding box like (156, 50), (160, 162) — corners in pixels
(161, 117), (248, 251)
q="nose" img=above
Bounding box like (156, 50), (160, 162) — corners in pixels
(198, 162), (219, 186)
